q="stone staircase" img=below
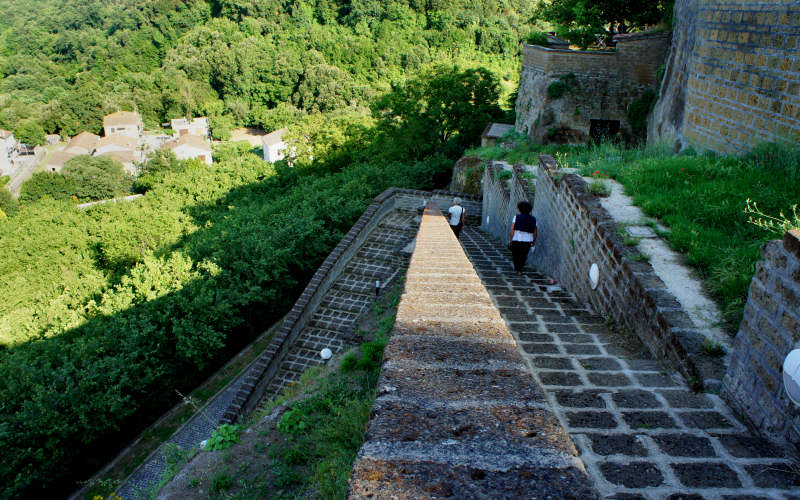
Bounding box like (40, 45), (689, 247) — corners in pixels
(259, 209), (419, 400)
(459, 227), (799, 499)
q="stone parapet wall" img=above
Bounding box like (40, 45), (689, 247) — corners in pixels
(722, 231), (800, 446)
(530, 154), (725, 390)
(650, 0), (800, 153)
(221, 187), (480, 423)
(480, 161), (534, 248)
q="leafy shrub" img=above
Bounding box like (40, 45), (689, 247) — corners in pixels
(495, 170), (513, 181)
(205, 424), (242, 451)
(278, 407), (309, 435)
(0, 189), (18, 217)
(526, 30), (549, 46)
(547, 81), (568, 99)
(588, 179), (611, 196)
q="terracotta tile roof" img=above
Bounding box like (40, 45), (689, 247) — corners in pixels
(47, 151), (77, 167)
(103, 111), (142, 127)
(96, 134), (138, 150)
(165, 134), (211, 151)
(65, 132), (100, 153)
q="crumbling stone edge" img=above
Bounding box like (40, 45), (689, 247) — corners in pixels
(220, 187), (481, 424)
(536, 154), (726, 392)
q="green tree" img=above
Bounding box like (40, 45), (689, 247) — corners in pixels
(61, 155), (130, 200)
(535, 0), (672, 48)
(15, 120), (46, 145)
(372, 66), (504, 159)
(19, 172), (77, 202)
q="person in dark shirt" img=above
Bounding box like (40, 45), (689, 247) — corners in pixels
(508, 201), (537, 275)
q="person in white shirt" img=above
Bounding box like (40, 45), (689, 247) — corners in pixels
(448, 198), (466, 239)
(508, 200), (537, 275)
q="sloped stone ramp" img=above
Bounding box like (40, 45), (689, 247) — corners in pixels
(348, 204), (599, 499)
(460, 227), (799, 499)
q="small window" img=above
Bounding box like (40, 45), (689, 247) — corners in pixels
(590, 119), (620, 141)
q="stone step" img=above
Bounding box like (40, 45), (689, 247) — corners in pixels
(319, 290), (373, 315)
(378, 210), (419, 230)
(355, 243), (404, 264)
(370, 227), (415, 247)
(308, 307), (359, 335)
(296, 327), (347, 352)
(344, 260), (395, 279)
(332, 273), (382, 295)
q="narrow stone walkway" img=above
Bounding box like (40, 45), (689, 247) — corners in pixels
(461, 227), (799, 500)
(258, 209), (419, 401)
(349, 204), (598, 498)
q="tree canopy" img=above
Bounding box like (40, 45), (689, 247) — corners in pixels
(535, 0), (673, 48)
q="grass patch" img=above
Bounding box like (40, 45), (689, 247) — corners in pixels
(468, 135), (800, 333)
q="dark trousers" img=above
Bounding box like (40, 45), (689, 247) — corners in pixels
(450, 223), (463, 239)
(510, 241), (532, 272)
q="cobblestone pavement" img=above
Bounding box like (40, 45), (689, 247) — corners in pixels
(460, 227), (799, 500)
(117, 209), (419, 498)
(258, 209), (419, 400)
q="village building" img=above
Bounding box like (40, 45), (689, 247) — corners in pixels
(170, 117), (209, 137)
(0, 129), (15, 173)
(262, 128), (288, 163)
(64, 132), (100, 155)
(94, 134), (139, 157)
(481, 123), (514, 147)
(45, 134), (61, 145)
(163, 134), (212, 165)
(46, 151), (77, 173)
(103, 111), (143, 138)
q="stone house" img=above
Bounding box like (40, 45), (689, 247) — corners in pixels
(94, 134), (139, 157)
(262, 128), (288, 163)
(481, 123), (514, 147)
(46, 151), (77, 172)
(103, 111), (143, 138)
(170, 117), (209, 137)
(163, 134), (212, 165)
(65, 132), (100, 155)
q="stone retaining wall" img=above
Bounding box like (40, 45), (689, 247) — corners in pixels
(221, 188), (481, 423)
(723, 230), (800, 445)
(649, 0), (800, 153)
(480, 161), (535, 251)
(516, 33), (669, 143)
(528, 154), (725, 390)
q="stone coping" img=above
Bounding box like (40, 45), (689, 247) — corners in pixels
(220, 187), (480, 424)
(537, 154), (726, 391)
(524, 43), (616, 56)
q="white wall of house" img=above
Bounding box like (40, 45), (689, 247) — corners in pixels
(264, 141), (286, 163)
(103, 125), (140, 138)
(173, 145), (212, 165)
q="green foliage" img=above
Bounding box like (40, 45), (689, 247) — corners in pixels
(278, 407), (310, 435)
(495, 169), (513, 181)
(15, 120), (46, 145)
(205, 424), (242, 451)
(744, 199), (800, 234)
(526, 29), (549, 46)
(372, 66), (505, 160)
(20, 155), (132, 203)
(627, 90), (657, 136)
(535, 0), (673, 49)
(0, 189), (19, 217)
(588, 179), (611, 196)
(0, 176), (9, 187)
(547, 73), (578, 99)
(701, 339), (726, 357)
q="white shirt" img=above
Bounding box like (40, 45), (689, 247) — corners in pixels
(448, 205), (464, 226)
(511, 215), (534, 242)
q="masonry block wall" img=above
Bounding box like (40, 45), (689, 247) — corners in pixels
(650, 0), (800, 153)
(480, 162), (534, 250)
(529, 155), (725, 390)
(722, 231), (800, 445)
(516, 33), (669, 143)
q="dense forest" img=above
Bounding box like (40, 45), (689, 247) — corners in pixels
(0, 0), (536, 141)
